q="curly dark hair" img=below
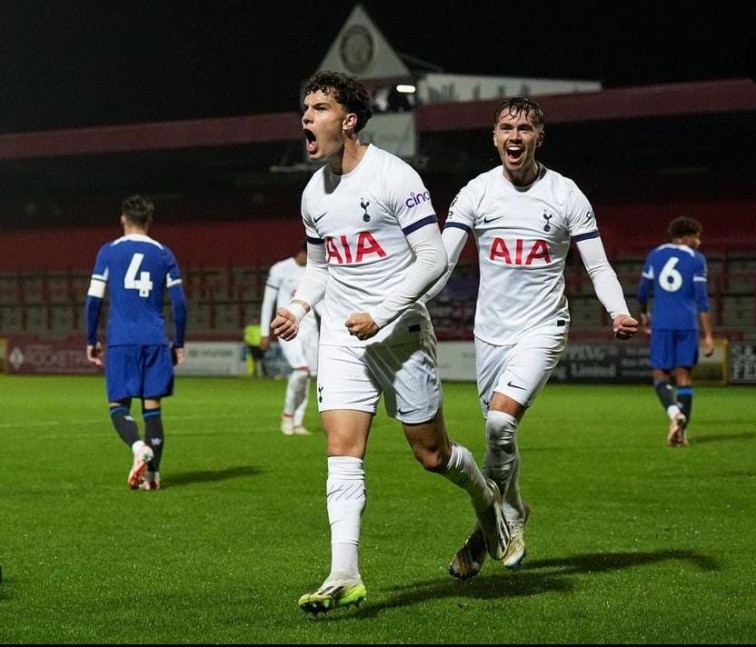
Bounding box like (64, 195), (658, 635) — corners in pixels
(302, 70), (373, 133)
(668, 216), (703, 238)
(493, 97), (545, 129)
(121, 195), (155, 227)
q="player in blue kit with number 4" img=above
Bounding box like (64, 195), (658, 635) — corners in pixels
(637, 216), (714, 447)
(85, 195), (187, 489)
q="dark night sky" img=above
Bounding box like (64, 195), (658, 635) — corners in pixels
(0, 0), (753, 134)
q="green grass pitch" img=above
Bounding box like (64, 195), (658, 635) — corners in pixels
(1, 375), (754, 643)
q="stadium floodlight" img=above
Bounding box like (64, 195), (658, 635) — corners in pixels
(396, 84), (416, 94)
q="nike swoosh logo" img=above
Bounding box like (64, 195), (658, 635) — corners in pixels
(507, 380), (525, 390)
(314, 212), (327, 223)
(482, 216), (501, 224)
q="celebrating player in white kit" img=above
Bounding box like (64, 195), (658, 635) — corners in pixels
(424, 97), (639, 579)
(271, 71), (508, 615)
(260, 241), (319, 435)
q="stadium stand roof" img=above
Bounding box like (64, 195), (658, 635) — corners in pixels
(0, 78), (751, 160)
(0, 77), (753, 238)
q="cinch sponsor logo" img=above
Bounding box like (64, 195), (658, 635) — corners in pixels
(405, 190), (430, 208)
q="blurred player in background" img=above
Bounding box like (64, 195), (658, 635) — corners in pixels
(272, 70), (508, 615)
(243, 319), (264, 378)
(424, 97), (639, 580)
(259, 241), (319, 435)
(85, 195), (187, 491)
(637, 216), (714, 447)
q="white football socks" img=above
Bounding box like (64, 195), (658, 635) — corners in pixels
(502, 448), (525, 521)
(326, 456), (365, 583)
(284, 369), (309, 418)
(442, 443), (494, 513)
(484, 410), (525, 518)
(293, 375), (311, 427)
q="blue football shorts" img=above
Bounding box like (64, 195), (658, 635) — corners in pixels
(650, 329), (699, 370)
(105, 344), (175, 401)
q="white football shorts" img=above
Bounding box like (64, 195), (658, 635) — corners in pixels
(316, 335), (442, 424)
(475, 322), (568, 414)
(279, 327), (319, 375)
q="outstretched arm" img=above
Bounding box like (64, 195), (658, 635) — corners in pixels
(420, 226), (469, 305)
(576, 237), (639, 340)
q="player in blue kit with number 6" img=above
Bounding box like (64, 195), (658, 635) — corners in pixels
(85, 195), (187, 490)
(637, 216), (714, 447)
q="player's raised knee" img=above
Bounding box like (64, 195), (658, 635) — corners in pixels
(485, 410), (518, 449)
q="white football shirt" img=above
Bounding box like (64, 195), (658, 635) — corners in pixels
(445, 164), (603, 345)
(300, 144), (438, 346)
(260, 257), (318, 340)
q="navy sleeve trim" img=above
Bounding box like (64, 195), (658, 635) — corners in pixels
(402, 214), (438, 236)
(573, 231), (600, 243)
(444, 221), (472, 234)
(306, 236), (324, 245)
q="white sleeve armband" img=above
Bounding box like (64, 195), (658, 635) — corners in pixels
(87, 277), (106, 298)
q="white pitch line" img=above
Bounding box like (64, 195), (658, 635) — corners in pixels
(0, 413), (278, 432)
